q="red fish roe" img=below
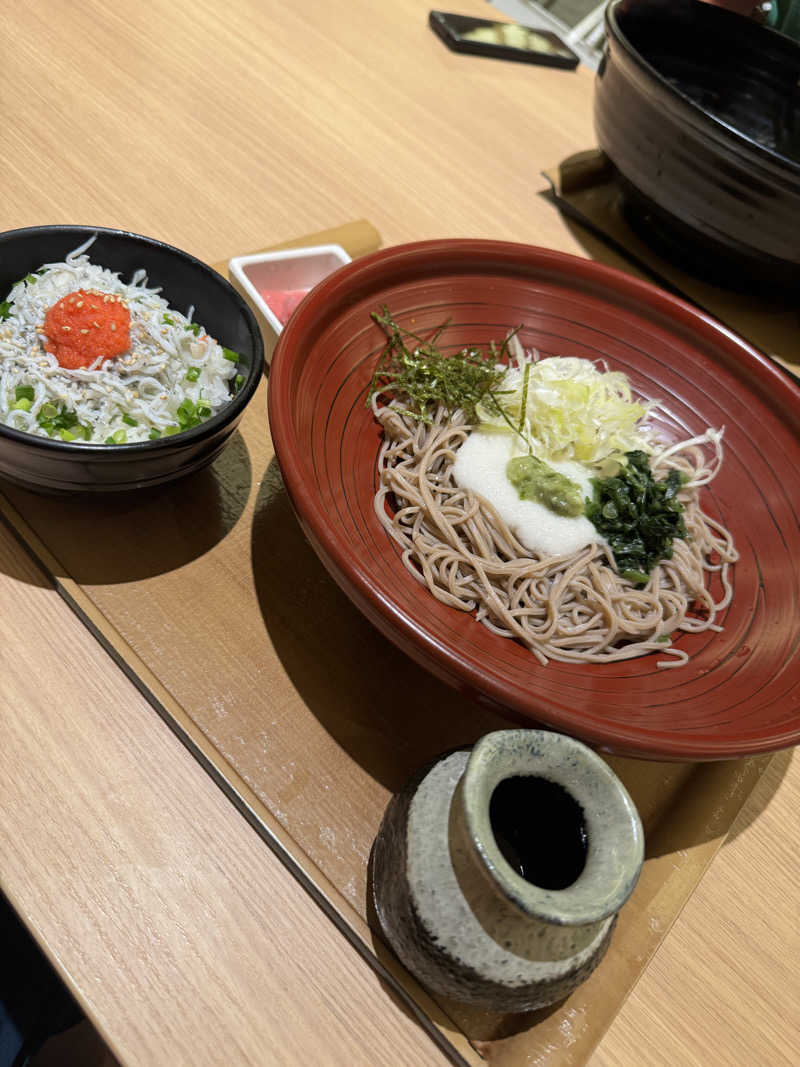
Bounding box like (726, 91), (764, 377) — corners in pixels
(43, 289), (131, 369)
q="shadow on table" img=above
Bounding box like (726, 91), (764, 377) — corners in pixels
(0, 431), (252, 585)
(250, 457), (510, 797)
(250, 458), (788, 855)
(708, 746), (793, 847)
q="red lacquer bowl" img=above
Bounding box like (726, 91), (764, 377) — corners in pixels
(268, 240), (800, 760)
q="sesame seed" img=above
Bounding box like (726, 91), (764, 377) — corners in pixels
(111, 323), (116, 331)
(93, 321), (100, 328)
(62, 326), (71, 332)
(80, 328), (89, 334)
(76, 301), (83, 308)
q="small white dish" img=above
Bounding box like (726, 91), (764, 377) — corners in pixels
(228, 244), (351, 362)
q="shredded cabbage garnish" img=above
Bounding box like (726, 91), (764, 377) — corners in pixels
(476, 343), (656, 472)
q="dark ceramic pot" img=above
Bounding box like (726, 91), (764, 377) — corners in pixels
(594, 0), (800, 291)
(371, 730), (644, 1013)
(0, 226), (263, 493)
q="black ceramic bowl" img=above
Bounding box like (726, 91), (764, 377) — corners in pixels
(0, 225), (263, 493)
(594, 0), (800, 291)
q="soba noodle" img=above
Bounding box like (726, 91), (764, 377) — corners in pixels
(373, 400), (737, 667)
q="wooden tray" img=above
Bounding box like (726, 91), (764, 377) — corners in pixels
(543, 150), (799, 377)
(0, 221), (771, 1066)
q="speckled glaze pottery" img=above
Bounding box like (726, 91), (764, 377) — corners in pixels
(371, 730), (644, 1012)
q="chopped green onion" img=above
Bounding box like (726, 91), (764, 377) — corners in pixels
(38, 403), (58, 422)
(15, 384), (34, 402)
(162, 314), (175, 325)
(655, 634), (672, 644)
(23, 273), (38, 285)
(164, 425), (180, 436)
(122, 414), (138, 426)
(186, 322), (201, 336)
(103, 429), (128, 444)
(196, 403), (211, 419)
(0, 301), (11, 320)
(621, 568), (651, 586)
(148, 428), (162, 440)
(185, 366), (201, 382)
(35, 400), (93, 440)
(222, 347), (239, 363)
(234, 373), (244, 390)
(11, 398), (32, 412)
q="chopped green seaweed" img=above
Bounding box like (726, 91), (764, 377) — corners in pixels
(586, 450), (687, 584)
(367, 306), (513, 423)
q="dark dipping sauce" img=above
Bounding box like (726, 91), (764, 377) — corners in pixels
(489, 775), (588, 891)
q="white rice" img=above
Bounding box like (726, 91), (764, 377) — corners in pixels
(0, 237), (238, 443)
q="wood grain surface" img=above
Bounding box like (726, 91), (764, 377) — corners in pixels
(1, 1), (798, 1064)
(0, 522), (465, 1067)
(0, 214), (778, 1063)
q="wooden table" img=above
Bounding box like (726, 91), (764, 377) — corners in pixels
(0, 2), (797, 1064)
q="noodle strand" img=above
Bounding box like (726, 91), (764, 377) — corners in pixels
(374, 402), (737, 667)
